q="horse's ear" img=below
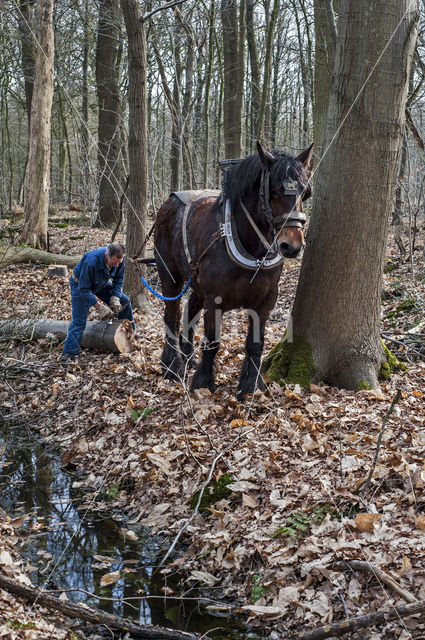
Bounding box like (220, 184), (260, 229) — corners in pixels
(296, 143), (314, 169)
(256, 141), (275, 168)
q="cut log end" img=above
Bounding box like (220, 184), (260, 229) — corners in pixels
(48, 264), (69, 277)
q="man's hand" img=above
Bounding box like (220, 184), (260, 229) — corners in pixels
(110, 296), (122, 314)
(97, 304), (115, 321)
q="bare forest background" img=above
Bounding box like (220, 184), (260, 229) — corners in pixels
(0, 0), (424, 257)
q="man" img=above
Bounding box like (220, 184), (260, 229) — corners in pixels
(59, 242), (135, 365)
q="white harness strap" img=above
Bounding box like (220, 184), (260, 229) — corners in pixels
(172, 189), (220, 265)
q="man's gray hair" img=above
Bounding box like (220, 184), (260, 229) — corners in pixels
(106, 242), (126, 259)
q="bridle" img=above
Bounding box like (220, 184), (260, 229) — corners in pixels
(258, 167), (308, 234)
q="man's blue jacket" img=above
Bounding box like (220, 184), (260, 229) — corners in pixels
(72, 247), (125, 307)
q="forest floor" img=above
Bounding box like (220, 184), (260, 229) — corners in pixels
(0, 210), (425, 640)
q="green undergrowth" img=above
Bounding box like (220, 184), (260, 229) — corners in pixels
(270, 502), (360, 540)
(355, 381), (373, 392)
(251, 574), (270, 603)
(380, 340), (406, 380)
(190, 474), (233, 512)
(265, 333), (316, 387)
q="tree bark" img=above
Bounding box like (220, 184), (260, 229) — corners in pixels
(267, 0), (419, 390)
(93, 0), (123, 227)
(246, 0), (261, 147)
(313, 0), (336, 157)
(120, 0), (148, 309)
(0, 246), (80, 268)
(221, 0), (243, 158)
(0, 574), (200, 640)
(17, 0), (36, 127)
(0, 319), (133, 353)
(20, 0), (54, 250)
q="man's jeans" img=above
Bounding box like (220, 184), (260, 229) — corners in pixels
(62, 280), (135, 355)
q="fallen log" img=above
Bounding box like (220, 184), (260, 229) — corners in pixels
(0, 245), (80, 268)
(0, 574), (202, 640)
(0, 318), (133, 353)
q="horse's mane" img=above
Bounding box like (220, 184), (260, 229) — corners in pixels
(226, 149), (309, 209)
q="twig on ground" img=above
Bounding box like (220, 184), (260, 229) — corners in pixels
(158, 426), (255, 568)
(292, 597), (425, 640)
(334, 560), (417, 603)
(356, 390), (401, 496)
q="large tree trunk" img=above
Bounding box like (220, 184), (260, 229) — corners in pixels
(93, 0), (122, 227)
(20, 0), (54, 250)
(0, 319), (133, 353)
(267, 0), (418, 390)
(120, 0), (148, 309)
(313, 0), (337, 157)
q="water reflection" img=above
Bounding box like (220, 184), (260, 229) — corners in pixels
(0, 426), (256, 639)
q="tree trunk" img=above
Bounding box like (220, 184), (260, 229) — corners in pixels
(0, 246), (80, 268)
(0, 319), (133, 353)
(120, 0), (148, 309)
(17, 0), (36, 127)
(203, 0), (216, 186)
(313, 0), (337, 157)
(246, 0), (261, 146)
(20, 0), (54, 250)
(266, 0), (418, 391)
(221, 0), (243, 158)
(94, 0), (122, 227)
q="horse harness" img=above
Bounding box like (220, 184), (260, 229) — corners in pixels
(174, 165), (307, 273)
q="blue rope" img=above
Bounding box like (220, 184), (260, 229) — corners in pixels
(140, 275), (192, 301)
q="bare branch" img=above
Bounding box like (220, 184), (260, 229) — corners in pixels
(141, 0), (186, 23)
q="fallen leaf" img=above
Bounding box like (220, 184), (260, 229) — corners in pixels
(100, 570), (121, 587)
(188, 570), (219, 586)
(355, 513), (381, 532)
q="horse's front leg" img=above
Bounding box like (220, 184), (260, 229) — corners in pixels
(236, 313), (266, 400)
(190, 305), (221, 393)
(161, 298), (184, 381)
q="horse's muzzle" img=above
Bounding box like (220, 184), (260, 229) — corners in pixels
(279, 242), (303, 258)
(278, 227), (305, 258)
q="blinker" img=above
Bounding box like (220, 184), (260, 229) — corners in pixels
(283, 179), (298, 196)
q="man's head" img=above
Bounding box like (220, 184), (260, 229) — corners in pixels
(105, 242), (125, 268)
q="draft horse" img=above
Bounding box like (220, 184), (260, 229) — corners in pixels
(154, 142), (313, 399)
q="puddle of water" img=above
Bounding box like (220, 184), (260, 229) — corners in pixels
(0, 426), (262, 639)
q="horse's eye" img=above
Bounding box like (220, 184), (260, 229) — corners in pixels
(270, 188), (279, 198)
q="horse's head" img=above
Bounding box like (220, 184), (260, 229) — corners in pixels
(257, 142), (313, 259)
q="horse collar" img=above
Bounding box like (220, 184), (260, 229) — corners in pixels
(220, 199), (284, 271)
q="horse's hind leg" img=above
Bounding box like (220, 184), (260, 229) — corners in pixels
(236, 314), (266, 400)
(161, 296), (184, 381)
(180, 291), (204, 367)
(190, 304), (220, 393)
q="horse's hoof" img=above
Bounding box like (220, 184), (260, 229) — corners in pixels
(190, 376), (216, 394)
(236, 378), (265, 400)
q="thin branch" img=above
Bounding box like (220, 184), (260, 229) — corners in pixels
(292, 597), (425, 640)
(357, 390), (401, 495)
(405, 107), (425, 151)
(0, 574), (203, 640)
(141, 0), (186, 23)
(158, 426), (255, 567)
(334, 560), (417, 603)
